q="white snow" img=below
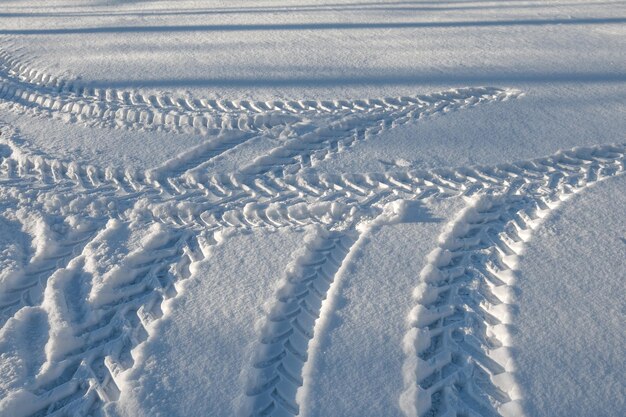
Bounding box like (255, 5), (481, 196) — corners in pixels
(110, 228), (306, 417)
(514, 174), (626, 417)
(0, 1), (624, 417)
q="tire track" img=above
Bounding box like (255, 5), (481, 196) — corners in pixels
(0, 46), (302, 136)
(239, 88), (520, 177)
(5, 146), (622, 417)
(0, 218), (101, 330)
(114, 143), (626, 231)
(0, 44), (497, 120)
(0, 52), (517, 192)
(400, 195), (531, 417)
(0, 44), (495, 139)
(242, 229), (358, 417)
(5, 106), (621, 205)
(399, 150), (626, 417)
(2, 115), (624, 232)
(2, 38), (625, 417)
(0, 54), (623, 414)
(8, 224), (211, 417)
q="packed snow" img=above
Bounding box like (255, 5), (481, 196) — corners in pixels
(0, 1), (624, 417)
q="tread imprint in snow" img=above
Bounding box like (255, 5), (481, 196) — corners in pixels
(400, 145), (626, 417)
(0, 40), (625, 417)
(243, 230), (357, 417)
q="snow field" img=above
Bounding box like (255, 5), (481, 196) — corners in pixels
(1, 131), (624, 416)
(0, 1), (625, 417)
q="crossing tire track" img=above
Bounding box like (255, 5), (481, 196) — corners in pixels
(237, 88), (520, 177)
(2, 36), (625, 417)
(130, 143), (626, 231)
(3, 115), (624, 232)
(10, 225), (210, 417)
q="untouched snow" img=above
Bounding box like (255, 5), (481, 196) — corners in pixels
(0, 1), (624, 417)
(514, 174), (626, 417)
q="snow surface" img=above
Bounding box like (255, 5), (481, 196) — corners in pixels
(0, 1), (624, 417)
(514, 174), (626, 417)
(110, 229), (307, 417)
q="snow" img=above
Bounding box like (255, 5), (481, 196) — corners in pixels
(514, 173), (626, 417)
(303, 198), (465, 417)
(110, 228), (307, 417)
(0, 1), (625, 417)
(0, 0), (625, 171)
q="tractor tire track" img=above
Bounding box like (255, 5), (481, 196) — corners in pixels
(400, 195), (532, 417)
(2, 38), (625, 417)
(242, 229), (358, 417)
(0, 218), (102, 331)
(239, 88), (520, 177)
(4, 105), (621, 205)
(0, 45), (495, 138)
(399, 151), (626, 417)
(123, 143), (626, 231)
(2, 115), (624, 233)
(8, 224), (211, 417)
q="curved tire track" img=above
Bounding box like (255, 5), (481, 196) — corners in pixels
(399, 147), (626, 417)
(242, 229), (358, 417)
(0, 45), (515, 140)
